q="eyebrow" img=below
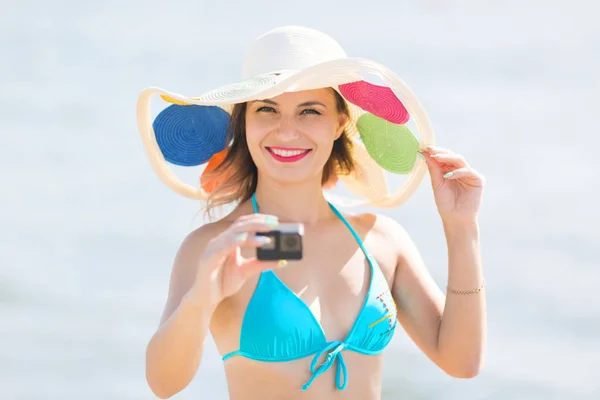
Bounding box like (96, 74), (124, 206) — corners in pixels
(251, 99), (327, 108)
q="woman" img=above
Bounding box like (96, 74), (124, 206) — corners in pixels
(138, 26), (486, 399)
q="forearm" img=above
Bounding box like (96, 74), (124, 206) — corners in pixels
(437, 219), (486, 377)
(146, 294), (215, 399)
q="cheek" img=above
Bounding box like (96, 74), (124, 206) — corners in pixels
(301, 120), (338, 148)
(244, 119), (268, 148)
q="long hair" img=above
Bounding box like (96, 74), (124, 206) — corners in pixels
(203, 89), (356, 220)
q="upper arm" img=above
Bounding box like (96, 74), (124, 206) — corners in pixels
(375, 215), (446, 364)
(157, 224), (222, 326)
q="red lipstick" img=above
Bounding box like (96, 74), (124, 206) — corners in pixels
(266, 147), (312, 163)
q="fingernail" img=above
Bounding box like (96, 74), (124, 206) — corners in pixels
(265, 216), (279, 227)
(277, 260), (288, 268)
(443, 172), (454, 178)
(235, 233), (248, 242)
(255, 236), (272, 245)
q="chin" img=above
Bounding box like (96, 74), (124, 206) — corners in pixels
(263, 169), (318, 186)
(251, 146), (328, 187)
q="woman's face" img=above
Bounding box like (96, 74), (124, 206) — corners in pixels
(245, 88), (347, 186)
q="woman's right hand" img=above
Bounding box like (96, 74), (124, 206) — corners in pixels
(186, 213), (280, 309)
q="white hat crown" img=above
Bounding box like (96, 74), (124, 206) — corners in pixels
(241, 26), (348, 79)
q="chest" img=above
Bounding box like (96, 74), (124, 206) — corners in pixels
(238, 223), (398, 341)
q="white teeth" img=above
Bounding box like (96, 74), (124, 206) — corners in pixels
(270, 148), (308, 157)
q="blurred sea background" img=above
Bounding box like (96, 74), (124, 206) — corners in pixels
(2, 0), (599, 399)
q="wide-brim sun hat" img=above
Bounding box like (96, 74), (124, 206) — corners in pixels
(136, 25), (435, 208)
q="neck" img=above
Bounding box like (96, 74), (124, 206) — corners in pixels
(252, 176), (336, 226)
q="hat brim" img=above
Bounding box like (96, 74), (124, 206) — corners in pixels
(136, 57), (435, 208)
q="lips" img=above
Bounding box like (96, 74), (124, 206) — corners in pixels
(266, 147), (312, 163)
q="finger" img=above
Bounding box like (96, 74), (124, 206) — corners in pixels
(429, 153), (469, 168)
(443, 167), (485, 185)
(243, 233), (275, 248)
(234, 213), (279, 224)
(229, 218), (280, 236)
(424, 145), (453, 155)
(230, 228), (277, 250)
(211, 215), (281, 257)
(203, 233), (258, 265)
(421, 150), (444, 183)
(236, 212), (278, 220)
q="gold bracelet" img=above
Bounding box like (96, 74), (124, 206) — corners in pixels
(447, 279), (485, 295)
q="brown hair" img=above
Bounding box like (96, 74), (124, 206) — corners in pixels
(203, 89), (355, 220)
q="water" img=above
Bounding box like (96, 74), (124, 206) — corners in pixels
(1, 0), (599, 398)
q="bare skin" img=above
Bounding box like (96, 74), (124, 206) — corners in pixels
(145, 88), (486, 399)
(211, 203), (399, 400)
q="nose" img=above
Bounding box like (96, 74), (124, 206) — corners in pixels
(275, 116), (300, 141)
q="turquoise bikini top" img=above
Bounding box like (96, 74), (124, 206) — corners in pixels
(222, 193), (398, 391)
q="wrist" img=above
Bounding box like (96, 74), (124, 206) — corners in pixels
(182, 285), (218, 319)
(442, 218), (480, 249)
(441, 217), (479, 234)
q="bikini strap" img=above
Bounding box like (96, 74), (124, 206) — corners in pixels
(251, 193), (259, 213)
(251, 193), (374, 267)
(327, 202), (377, 268)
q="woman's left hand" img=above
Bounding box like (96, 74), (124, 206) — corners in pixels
(421, 145), (485, 224)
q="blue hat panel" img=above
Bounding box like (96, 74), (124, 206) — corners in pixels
(152, 104), (230, 167)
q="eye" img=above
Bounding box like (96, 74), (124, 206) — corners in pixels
(257, 106), (276, 113)
(300, 108), (321, 115)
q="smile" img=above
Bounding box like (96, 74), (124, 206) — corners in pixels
(266, 147), (312, 163)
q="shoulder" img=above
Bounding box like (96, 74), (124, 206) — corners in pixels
(347, 211), (411, 248)
(176, 207), (246, 260)
(158, 207), (248, 323)
(170, 204), (252, 283)
(343, 211), (414, 277)
(176, 221), (225, 259)
(167, 220), (228, 286)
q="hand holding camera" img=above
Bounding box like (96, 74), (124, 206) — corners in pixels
(187, 214), (304, 308)
(256, 223), (304, 261)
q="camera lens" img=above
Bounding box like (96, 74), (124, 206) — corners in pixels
(282, 235), (301, 251)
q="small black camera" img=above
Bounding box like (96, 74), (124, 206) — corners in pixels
(256, 223), (304, 261)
